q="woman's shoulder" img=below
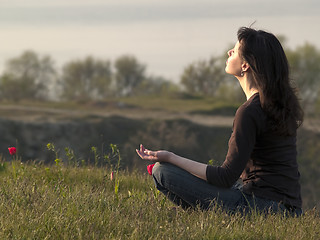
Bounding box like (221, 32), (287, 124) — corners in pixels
(235, 94), (266, 129)
(237, 93), (263, 116)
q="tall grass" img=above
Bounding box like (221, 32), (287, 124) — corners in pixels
(0, 159), (319, 239)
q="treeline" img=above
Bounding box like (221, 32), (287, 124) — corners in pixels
(0, 53), (177, 102)
(0, 40), (319, 115)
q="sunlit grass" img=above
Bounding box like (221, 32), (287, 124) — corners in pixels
(0, 160), (319, 239)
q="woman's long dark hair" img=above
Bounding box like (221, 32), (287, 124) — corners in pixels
(237, 27), (303, 136)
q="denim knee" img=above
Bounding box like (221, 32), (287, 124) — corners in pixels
(151, 162), (171, 187)
(151, 162), (161, 175)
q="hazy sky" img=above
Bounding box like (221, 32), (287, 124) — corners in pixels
(1, 0), (319, 82)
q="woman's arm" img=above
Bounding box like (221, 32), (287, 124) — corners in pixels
(167, 152), (208, 181)
(136, 144), (207, 181)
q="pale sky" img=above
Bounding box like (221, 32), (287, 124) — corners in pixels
(1, 0), (319, 82)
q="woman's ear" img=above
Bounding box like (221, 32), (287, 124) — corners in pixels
(241, 62), (250, 72)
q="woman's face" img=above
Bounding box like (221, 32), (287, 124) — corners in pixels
(225, 41), (244, 77)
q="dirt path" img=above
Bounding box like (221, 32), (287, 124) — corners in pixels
(0, 104), (319, 132)
(0, 104), (234, 126)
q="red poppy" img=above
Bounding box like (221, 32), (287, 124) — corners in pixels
(8, 147), (17, 155)
(147, 164), (155, 175)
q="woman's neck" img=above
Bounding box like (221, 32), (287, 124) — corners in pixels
(238, 76), (259, 100)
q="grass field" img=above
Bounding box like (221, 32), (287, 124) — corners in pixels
(1, 158), (319, 240)
(1, 97), (320, 239)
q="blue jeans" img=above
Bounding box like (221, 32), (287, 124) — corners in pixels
(152, 162), (302, 216)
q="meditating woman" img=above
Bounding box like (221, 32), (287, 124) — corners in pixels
(136, 27), (304, 216)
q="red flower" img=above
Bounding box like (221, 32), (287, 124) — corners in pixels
(8, 147), (17, 155)
(147, 164), (155, 175)
(110, 171), (114, 181)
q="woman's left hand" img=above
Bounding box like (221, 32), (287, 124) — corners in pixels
(136, 144), (207, 181)
(136, 144), (172, 162)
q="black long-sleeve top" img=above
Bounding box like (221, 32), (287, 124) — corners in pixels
(206, 93), (302, 208)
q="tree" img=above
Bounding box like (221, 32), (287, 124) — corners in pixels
(136, 75), (179, 96)
(180, 57), (225, 96)
(0, 50), (56, 101)
(286, 43), (320, 113)
(60, 56), (112, 101)
(114, 55), (146, 96)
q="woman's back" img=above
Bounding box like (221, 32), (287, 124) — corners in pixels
(239, 94), (302, 208)
(206, 93), (302, 208)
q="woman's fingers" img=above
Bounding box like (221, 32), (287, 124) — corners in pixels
(140, 144), (145, 152)
(136, 145), (169, 162)
(136, 149), (143, 158)
(136, 144), (158, 161)
(136, 144), (146, 157)
(140, 144), (156, 156)
(142, 145), (153, 155)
